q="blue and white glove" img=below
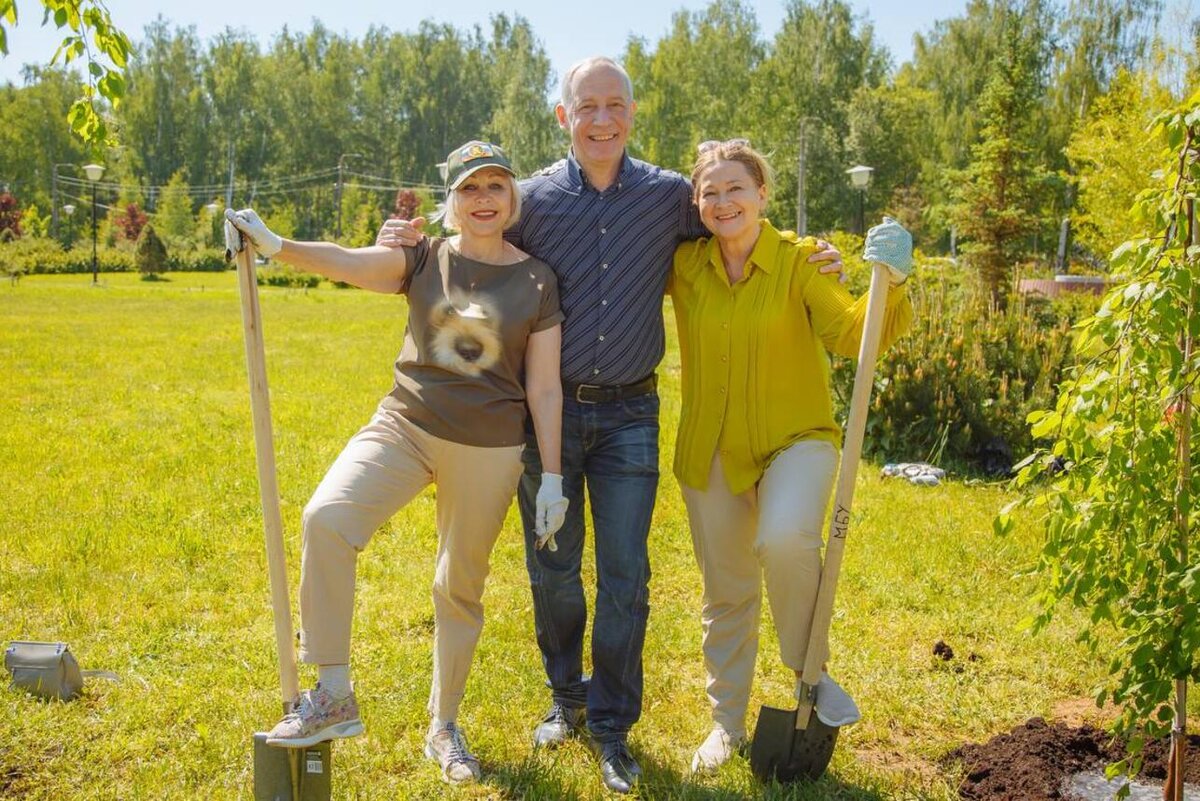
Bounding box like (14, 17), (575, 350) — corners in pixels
(224, 208), (283, 257)
(535, 473), (569, 552)
(862, 216), (913, 285)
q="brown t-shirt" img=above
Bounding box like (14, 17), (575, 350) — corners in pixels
(380, 237), (563, 447)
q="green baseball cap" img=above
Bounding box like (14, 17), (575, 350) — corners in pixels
(445, 141), (516, 190)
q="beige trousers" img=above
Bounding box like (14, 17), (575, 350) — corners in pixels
(681, 439), (838, 736)
(296, 406), (523, 722)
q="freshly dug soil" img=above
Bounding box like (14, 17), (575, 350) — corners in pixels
(946, 717), (1200, 800)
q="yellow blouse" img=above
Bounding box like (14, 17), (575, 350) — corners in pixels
(669, 220), (913, 494)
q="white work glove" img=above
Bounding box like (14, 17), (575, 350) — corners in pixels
(224, 208), (283, 257)
(534, 473), (569, 552)
(863, 216), (913, 285)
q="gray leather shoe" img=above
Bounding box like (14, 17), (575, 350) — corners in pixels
(532, 702), (585, 748)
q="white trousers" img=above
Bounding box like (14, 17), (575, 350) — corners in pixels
(681, 440), (838, 735)
(296, 406), (523, 722)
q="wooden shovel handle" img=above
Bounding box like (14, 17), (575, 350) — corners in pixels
(234, 239), (300, 712)
(800, 262), (892, 692)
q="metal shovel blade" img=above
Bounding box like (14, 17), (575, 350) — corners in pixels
(253, 733), (332, 801)
(749, 704), (840, 783)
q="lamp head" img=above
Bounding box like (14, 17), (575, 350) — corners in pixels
(845, 164), (873, 189)
(62, 204), (76, 216)
(83, 163), (105, 182)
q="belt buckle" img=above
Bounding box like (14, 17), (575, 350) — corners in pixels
(574, 383), (597, 404)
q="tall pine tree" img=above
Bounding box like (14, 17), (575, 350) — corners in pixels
(951, 10), (1049, 307)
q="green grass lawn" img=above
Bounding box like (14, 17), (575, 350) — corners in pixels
(1, 272), (1112, 800)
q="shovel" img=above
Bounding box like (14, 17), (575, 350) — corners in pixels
(749, 259), (893, 783)
(227, 224), (332, 801)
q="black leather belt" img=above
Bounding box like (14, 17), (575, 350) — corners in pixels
(564, 374), (657, 404)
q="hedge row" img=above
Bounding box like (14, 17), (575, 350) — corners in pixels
(0, 238), (229, 274)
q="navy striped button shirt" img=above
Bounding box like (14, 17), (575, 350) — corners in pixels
(507, 152), (708, 386)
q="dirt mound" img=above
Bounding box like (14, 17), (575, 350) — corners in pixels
(946, 717), (1200, 800)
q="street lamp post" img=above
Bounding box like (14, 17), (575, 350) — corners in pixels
(62, 203), (76, 249)
(845, 164), (873, 236)
(205, 201), (220, 247)
(83, 163), (105, 285)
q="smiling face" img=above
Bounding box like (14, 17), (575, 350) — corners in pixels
(695, 159), (767, 243)
(451, 167), (515, 239)
(556, 62), (636, 176)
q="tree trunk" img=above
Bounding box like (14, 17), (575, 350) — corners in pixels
(1164, 194), (1196, 801)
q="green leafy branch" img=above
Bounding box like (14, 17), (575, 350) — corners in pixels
(0, 0), (132, 148)
(998, 89), (1200, 786)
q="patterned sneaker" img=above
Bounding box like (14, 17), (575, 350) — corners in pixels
(424, 721), (482, 784)
(690, 726), (748, 774)
(265, 684), (364, 748)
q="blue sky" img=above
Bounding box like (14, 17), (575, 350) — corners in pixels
(1, 0), (970, 87)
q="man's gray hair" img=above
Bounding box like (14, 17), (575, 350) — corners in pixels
(559, 56), (635, 110)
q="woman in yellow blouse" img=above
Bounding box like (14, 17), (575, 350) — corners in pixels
(669, 139), (913, 773)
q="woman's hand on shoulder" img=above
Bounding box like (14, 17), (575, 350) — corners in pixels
(807, 238), (846, 284)
(376, 217), (426, 248)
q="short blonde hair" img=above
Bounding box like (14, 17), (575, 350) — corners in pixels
(441, 172), (522, 232)
(690, 140), (774, 201)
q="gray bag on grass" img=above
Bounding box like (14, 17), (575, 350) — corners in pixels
(4, 641), (85, 700)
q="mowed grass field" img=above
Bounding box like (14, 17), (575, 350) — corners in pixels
(2, 272), (1110, 800)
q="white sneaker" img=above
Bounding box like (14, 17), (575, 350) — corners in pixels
(690, 726), (747, 774)
(803, 674), (860, 727)
(424, 721), (481, 784)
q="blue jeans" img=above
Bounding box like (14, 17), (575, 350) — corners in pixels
(519, 391), (659, 743)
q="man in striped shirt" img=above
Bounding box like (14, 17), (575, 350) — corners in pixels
(378, 56), (841, 793)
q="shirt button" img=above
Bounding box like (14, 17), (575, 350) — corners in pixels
(600, 227), (607, 234)
(601, 299), (608, 306)
(593, 368), (600, 375)
(598, 335), (605, 341)
(722, 322), (729, 329)
(719, 387), (726, 393)
(602, 263), (609, 269)
(721, 355), (728, 362)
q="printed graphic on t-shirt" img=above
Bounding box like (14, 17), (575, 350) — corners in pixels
(428, 294), (502, 377)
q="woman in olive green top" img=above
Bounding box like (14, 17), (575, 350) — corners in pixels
(669, 139), (914, 773)
(226, 141), (568, 785)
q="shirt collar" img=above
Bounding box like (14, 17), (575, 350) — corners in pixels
(565, 149), (634, 194)
(706, 219), (781, 277)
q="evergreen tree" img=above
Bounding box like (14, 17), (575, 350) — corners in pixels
(135, 223), (168, 278)
(155, 169), (194, 247)
(951, 12), (1049, 307)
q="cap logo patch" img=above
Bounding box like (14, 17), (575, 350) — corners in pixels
(462, 144), (495, 162)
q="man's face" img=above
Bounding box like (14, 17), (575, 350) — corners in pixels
(556, 64), (636, 169)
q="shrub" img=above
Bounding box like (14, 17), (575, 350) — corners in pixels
(393, 188), (421, 221)
(829, 255), (1088, 475)
(21, 204), (50, 238)
(116, 203), (149, 242)
(0, 237), (233, 275)
(165, 248), (228, 272)
(256, 264), (320, 289)
(135, 224), (168, 278)
(0, 192), (23, 239)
